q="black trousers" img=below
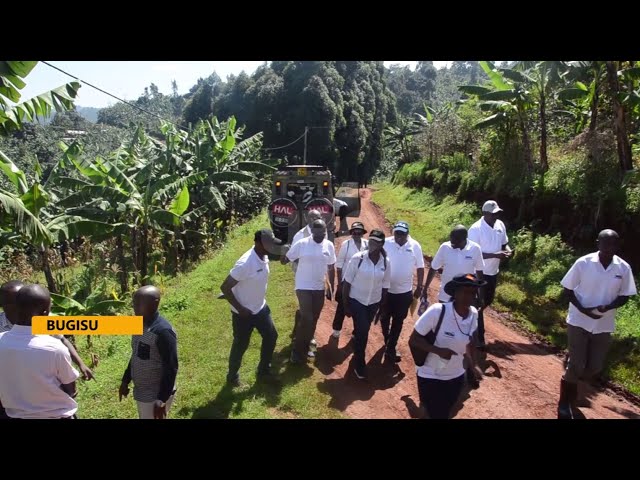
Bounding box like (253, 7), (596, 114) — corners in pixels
(477, 274), (498, 344)
(417, 374), (465, 419)
(379, 291), (413, 353)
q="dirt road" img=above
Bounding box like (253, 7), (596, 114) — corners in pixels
(310, 188), (640, 419)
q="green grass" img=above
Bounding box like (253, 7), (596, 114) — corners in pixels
(70, 212), (345, 419)
(372, 182), (640, 396)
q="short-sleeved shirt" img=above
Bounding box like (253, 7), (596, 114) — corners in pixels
(0, 325), (80, 418)
(560, 252), (637, 334)
(384, 236), (425, 294)
(336, 238), (368, 274)
(343, 251), (391, 306)
(431, 240), (485, 302)
(0, 312), (64, 340)
(286, 236), (336, 291)
(229, 248), (269, 315)
(414, 303), (478, 380)
(468, 217), (509, 276)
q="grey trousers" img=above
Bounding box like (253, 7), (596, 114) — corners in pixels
(293, 290), (325, 359)
(564, 324), (612, 383)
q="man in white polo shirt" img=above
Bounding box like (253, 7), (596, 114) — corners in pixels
(0, 284), (79, 419)
(557, 229), (637, 419)
(468, 200), (512, 348)
(220, 229), (283, 386)
(379, 221), (425, 363)
(425, 225), (486, 305)
(282, 219), (336, 364)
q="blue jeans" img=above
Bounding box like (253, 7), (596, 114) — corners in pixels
(350, 298), (380, 373)
(227, 305), (278, 381)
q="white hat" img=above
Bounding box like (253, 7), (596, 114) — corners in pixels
(482, 200), (503, 213)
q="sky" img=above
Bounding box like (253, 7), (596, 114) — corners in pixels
(17, 61), (453, 109)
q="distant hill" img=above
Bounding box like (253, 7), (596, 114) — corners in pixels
(35, 105), (100, 125)
(76, 106), (100, 123)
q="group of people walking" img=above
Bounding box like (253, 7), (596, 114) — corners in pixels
(0, 198), (636, 419)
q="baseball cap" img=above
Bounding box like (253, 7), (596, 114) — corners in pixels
(349, 221), (367, 233)
(482, 200), (503, 213)
(368, 229), (386, 243)
(255, 229), (283, 246)
(393, 221), (409, 233)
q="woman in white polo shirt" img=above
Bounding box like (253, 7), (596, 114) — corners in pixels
(332, 221), (369, 338)
(342, 229), (391, 379)
(409, 274), (485, 419)
(557, 229), (637, 419)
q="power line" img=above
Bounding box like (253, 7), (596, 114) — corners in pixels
(41, 61), (191, 131)
(41, 61), (317, 156)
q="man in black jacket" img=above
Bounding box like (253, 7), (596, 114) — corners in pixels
(119, 285), (178, 419)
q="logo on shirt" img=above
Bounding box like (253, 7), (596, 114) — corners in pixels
(323, 252), (330, 257)
(614, 274), (622, 279)
(465, 255), (473, 260)
(257, 268), (264, 273)
(444, 331), (455, 338)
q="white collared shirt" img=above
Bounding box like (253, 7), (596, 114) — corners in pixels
(0, 325), (80, 419)
(561, 252), (637, 334)
(0, 311), (11, 333)
(286, 236), (336, 290)
(385, 236), (425, 294)
(414, 303), (478, 380)
(431, 240), (485, 302)
(336, 238), (369, 272)
(292, 225), (327, 246)
(468, 217), (508, 275)
(343, 251), (391, 306)
(229, 248), (270, 315)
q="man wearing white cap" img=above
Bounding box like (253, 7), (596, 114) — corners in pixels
(467, 200), (512, 348)
(378, 221), (425, 363)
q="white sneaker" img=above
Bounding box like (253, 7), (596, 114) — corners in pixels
(332, 329), (341, 338)
(307, 350), (316, 358)
(310, 338), (317, 346)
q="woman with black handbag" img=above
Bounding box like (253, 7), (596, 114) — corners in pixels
(408, 274), (485, 419)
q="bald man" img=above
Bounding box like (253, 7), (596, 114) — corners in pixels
(557, 229), (637, 419)
(425, 225), (485, 304)
(119, 286), (178, 419)
(0, 284), (79, 419)
(0, 280), (95, 380)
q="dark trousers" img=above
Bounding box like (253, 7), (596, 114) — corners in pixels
(227, 304), (278, 382)
(293, 290), (325, 360)
(417, 374), (465, 419)
(350, 298), (380, 372)
(477, 274), (498, 344)
(332, 286), (351, 331)
(379, 291), (413, 353)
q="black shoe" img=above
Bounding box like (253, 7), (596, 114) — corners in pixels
(557, 403), (573, 419)
(385, 349), (401, 363)
(257, 370), (278, 384)
(226, 375), (241, 387)
(354, 367), (367, 379)
(290, 353), (304, 364)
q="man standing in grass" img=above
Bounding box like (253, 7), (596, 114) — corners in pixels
(220, 229), (282, 387)
(0, 284), (79, 419)
(119, 285), (178, 419)
(0, 280), (95, 377)
(557, 229), (637, 419)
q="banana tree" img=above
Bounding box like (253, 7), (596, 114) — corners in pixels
(383, 115), (424, 165)
(459, 61), (535, 172)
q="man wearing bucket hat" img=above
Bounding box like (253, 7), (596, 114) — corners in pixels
(342, 229), (391, 379)
(220, 229), (283, 386)
(468, 200), (512, 349)
(378, 221), (425, 363)
(332, 222), (369, 338)
(409, 274), (485, 419)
